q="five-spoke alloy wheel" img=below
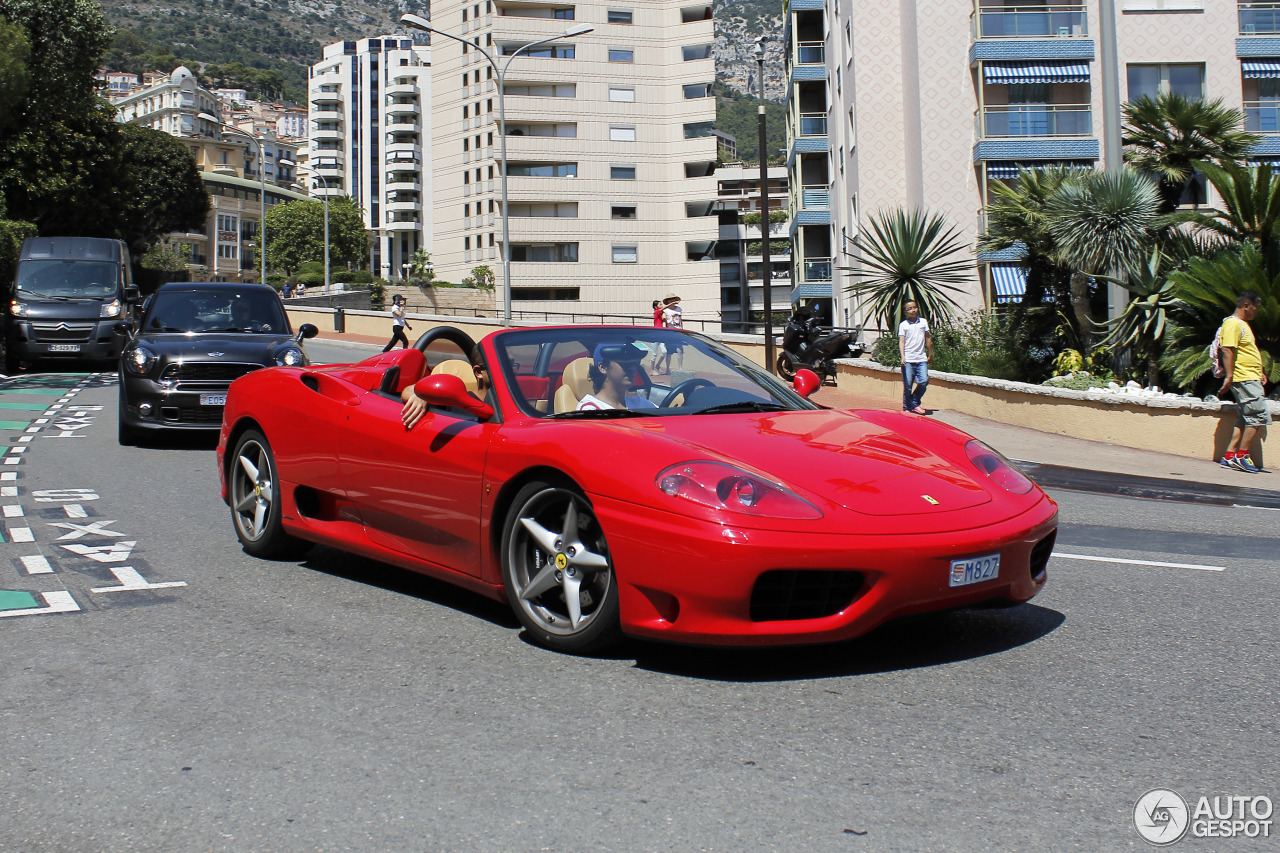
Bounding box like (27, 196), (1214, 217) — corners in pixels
(229, 429), (310, 559)
(501, 481), (622, 654)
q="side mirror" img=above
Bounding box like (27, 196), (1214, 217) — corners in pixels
(113, 321), (131, 336)
(413, 373), (494, 420)
(297, 323), (319, 341)
(793, 368), (821, 398)
(123, 286), (140, 303)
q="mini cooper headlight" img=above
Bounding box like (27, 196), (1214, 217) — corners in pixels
(10, 300), (28, 317)
(100, 299), (122, 318)
(123, 345), (158, 376)
(275, 346), (305, 367)
(965, 440), (1034, 495)
(656, 461), (822, 520)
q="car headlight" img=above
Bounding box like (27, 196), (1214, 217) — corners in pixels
(656, 461), (822, 520)
(123, 345), (157, 376)
(10, 300), (27, 317)
(100, 299), (122, 318)
(965, 440), (1034, 495)
(275, 346), (305, 367)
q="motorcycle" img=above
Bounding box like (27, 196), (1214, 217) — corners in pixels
(776, 309), (863, 382)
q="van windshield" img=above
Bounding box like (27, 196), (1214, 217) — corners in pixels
(15, 260), (120, 299)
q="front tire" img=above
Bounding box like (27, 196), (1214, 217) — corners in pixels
(229, 429), (311, 559)
(501, 481), (622, 654)
(776, 352), (799, 381)
(117, 393), (141, 446)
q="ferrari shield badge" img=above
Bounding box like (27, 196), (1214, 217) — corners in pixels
(921, 494), (939, 505)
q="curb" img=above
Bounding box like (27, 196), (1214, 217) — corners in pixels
(1014, 460), (1280, 509)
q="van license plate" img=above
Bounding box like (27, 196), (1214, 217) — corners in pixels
(199, 394), (226, 406)
(48, 344), (80, 353)
(949, 554), (1000, 587)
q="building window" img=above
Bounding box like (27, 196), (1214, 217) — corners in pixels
(610, 165), (636, 179)
(507, 162), (578, 177)
(610, 126), (636, 142)
(608, 9), (632, 23)
(1127, 63), (1205, 101)
(503, 44), (575, 58)
(553, 7), (574, 19)
(511, 287), (580, 300)
(506, 83), (576, 97)
(510, 243), (579, 262)
(608, 48), (634, 63)
(611, 205), (637, 219)
(683, 83), (712, 99)
(508, 202), (579, 217)
(612, 245), (638, 263)
(608, 86), (635, 102)
(682, 44), (712, 61)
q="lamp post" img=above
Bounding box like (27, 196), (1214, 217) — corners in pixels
(400, 12), (592, 327)
(753, 38), (776, 373)
(200, 113), (267, 286)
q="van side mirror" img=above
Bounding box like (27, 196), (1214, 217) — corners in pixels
(124, 286), (140, 303)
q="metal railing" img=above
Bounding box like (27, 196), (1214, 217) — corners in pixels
(796, 41), (825, 64)
(971, 4), (1087, 39)
(976, 104), (1092, 138)
(1241, 2), (1280, 34)
(1244, 100), (1280, 133)
(799, 112), (828, 136)
(802, 257), (834, 282)
(388, 302), (727, 331)
(800, 184), (830, 209)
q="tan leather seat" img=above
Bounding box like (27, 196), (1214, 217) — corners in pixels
(432, 358), (479, 393)
(553, 357), (594, 413)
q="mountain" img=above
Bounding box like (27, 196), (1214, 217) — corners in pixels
(713, 0), (787, 101)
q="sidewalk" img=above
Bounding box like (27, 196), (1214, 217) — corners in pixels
(308, 329), (1280, 499)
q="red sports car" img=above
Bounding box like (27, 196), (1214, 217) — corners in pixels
(217, 325), (1057, 654)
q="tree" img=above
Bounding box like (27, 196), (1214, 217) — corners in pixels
(1095, 247), (1179, 387)
(408, 248), (434, 286)
(842, 208), (971, 329)
(265, 196), (367, 275)
(113, 125), (209, 256)
(470, 265), (495, 290)
(1169, 161), (1280, 273)
(1122, 93), (1260, 214)
(0, 15), (30, 135)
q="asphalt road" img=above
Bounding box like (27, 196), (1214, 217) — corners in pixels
(0, 366), (1276, 852)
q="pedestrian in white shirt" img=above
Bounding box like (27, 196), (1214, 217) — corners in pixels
(898, 300), (933, 414)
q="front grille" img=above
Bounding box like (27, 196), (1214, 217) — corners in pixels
(159, 405), (223, 424)
(1030, 531), (1056, 580)
(750, 570), (864, 622)
(161, 362), (260, 383)
(30, 322), (95, 343)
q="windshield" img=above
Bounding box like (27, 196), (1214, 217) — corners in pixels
(141, 289), (289, 334)
(493, 326), (818, 418)
(15, 260), (119, 299)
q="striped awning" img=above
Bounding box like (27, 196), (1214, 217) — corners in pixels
(983, 62), (1090, 85)
(985, 161), (1094, 179)
(1247, 158), (1280, 167)
(1243, 61), (1280, 79)
(990, 264), (1027, 303)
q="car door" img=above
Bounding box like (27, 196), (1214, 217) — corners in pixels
(339, 390), (499, 575)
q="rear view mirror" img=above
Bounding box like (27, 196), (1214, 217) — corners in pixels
(124, 286), (141, 303)
(793, 369), (821, 398)
(297, 323), (319, 341)
(413, 374), (494, 419)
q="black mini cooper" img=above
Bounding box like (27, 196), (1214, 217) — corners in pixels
(118, 281), (318, 445)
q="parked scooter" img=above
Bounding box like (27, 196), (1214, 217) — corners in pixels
(776, 309), (863, 382)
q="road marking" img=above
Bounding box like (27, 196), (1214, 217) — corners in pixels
(9, 446), (26, 454)
(6, 458), (23, 465)
(1, 486), (15, 497)
(0, 590), (79, 618)
(62, 541), (135, 563)
(49, 519), (122, 540)
(16, 436), (32, 443)
(91, 566), (187, 593)
(10, 528), (33, 542)
(1054, 552), (1226, 572)
(23, 427), (38, 433)
(20, 555), (52, 574)
(2, 504), (23, 517)
(1235, 504), (1280, 511)
(1, 472), (15, 481)
(63, 504), (87, 518)
(34, 418), (48, 424)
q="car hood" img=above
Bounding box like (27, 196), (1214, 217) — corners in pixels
(603, 409), (993, 516)
(132, 333), (295, 361)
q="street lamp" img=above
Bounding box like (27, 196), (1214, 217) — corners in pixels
(200, 112), (267, 287)
(753, 38), (776, 373)
(400, 12), (593, 327)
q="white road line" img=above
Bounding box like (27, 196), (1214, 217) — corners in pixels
(90, 566), (187, 593)
(10, 528), (34, 542)
(1, 486), (15, 497)
(4, 458), (20, 465)
(1235, 504), (1280, 511)
(9, 447), (26, 454)
(33, 418), (48, 424)
(16, 436), (32, 443)
(0, 590), (79, 618)
(1, 471), (15, 480)
(2, 505), (23, 518)
(63, 504), (87, 518)
(1054, 552), (1226, 572)
(23, 427), (38, 433)
(20, 555), (52, 574)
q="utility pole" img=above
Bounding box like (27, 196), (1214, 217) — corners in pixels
(755, 38), (775, 373)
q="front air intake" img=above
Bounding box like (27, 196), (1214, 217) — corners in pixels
(750, 570), (864, 622)
(1030, 531), (1056, 581)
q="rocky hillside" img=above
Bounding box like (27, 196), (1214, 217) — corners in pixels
(714, 0), (786, 100)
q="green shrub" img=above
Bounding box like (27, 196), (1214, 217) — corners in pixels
(1043, 372), (1115, 391)
(293, 272), (324, 287)
(368, 277), (386, 308)
(872, 333), (901, 367)
(266, 274), (287, 285)
(298, 260), (324, 276)
(331, 270), (356, 284)
(350, 269), (374, 284)
(0, 219), (37, 289)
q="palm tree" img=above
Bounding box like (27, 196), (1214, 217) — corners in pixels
(979, 166), (1077, 306)
(842, 208), (971, 329)
(1169, 160), (1280, 273)
(1096, 247), (1178, 387)
(1044, 169), (1161, 352)
(1122, 93), (1260, 214)
(1160, 242), (1280, 388)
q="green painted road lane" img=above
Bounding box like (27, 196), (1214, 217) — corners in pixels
(0, 400), (58, 410)
(0, 420), (30, 430)
(0, 590), (39, 611)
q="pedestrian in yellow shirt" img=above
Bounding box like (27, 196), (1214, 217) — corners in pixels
(1219, 290), (1271, 473)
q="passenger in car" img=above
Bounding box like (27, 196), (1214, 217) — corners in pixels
(577, 343), (658, 411)
(401, 345), (488, 429)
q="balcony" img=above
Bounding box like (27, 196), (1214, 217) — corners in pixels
(1241, 2), (1280, 34)
(314, 158), (344, 172)
(976, 104), (1092, 138)
(971, 3), (1087, 40)
(386, 83), (419, 97)
(386, 215), (421, 231)
(312, 87), (341, 104)
(386, 100), (419, 116)
(796, 41), (825, 64)
(385, 178), (421, 192)
(801, 257), (834, 282)
(313, 126), (343, 140)
(798, 113), (828, 137)
(312, 106), (342, 120)
(799, 184), (830, 209)
(1245, 100), (1280, 132)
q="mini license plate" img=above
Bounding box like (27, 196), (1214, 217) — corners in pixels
(949, 553), (1000, 587)
(199, 394), (226, 406)
(48, 344), (81, 353)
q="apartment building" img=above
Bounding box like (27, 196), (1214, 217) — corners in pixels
(309, 37), (433, 280)
(714, 164), (790, 332)
(114, 66), (308, 282)
(785, 0), (1263, 331)
(424, 0), (721, 323)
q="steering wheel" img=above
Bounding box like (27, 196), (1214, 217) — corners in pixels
(660, 377), (713, 408)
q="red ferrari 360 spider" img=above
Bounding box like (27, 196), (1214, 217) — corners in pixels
(217, 325), (1057, 654)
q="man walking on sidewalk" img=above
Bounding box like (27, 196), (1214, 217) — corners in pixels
(1219, 290), (1271, 473)
(899, 300), (933, 415)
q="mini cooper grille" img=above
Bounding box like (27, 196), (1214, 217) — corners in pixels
(749, 570), (864, 622)
(31, 323), (95, 342)
(1030, 531), (1056, 580)
(161, 362), (260, 383)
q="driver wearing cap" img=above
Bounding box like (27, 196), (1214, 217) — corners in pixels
(577, 343), (658, 411)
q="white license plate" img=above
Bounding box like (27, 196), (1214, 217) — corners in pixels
(48, 344), (80, 353)
(949, 553), (1000, 587)
(199, 394), (226, 406)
